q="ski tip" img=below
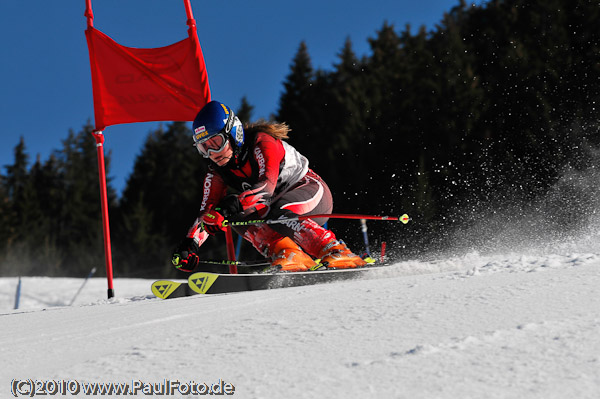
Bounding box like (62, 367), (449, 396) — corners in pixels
(400, 214), (411, 224)
(151, 280), (182, 299)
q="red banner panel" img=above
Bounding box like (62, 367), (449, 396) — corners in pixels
(85, 27), (211, 130)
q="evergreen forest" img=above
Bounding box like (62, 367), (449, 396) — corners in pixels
(1, 0), (599, 278)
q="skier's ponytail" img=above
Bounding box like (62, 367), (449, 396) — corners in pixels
(244, 121), (291, 140)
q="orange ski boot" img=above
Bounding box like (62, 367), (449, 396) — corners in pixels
(270, 237), (317, 272)
(318, 240), (367, 269)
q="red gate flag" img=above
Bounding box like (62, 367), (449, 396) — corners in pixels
(85, 2), (211, 130)
(84, 0), (213, 298)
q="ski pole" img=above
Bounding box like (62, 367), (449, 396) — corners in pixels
(223, 213), (411, 227)
(196, 259), (271, 267)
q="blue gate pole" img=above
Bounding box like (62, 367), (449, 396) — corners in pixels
(235, 234), (243, 260)
(69, 267), (97, 306)
(14, 277), (22, 310)
(360, 219), (372, 258)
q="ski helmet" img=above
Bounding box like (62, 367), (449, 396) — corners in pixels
(192, 101), (244, 158)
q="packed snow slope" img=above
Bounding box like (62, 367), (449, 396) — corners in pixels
(4, 164), (600, 399)
(1, 242), (599, 398)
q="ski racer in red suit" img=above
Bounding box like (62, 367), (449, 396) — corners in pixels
(172, 101), (366, 272)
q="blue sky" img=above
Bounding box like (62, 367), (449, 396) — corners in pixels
(0, 0), (482, 196)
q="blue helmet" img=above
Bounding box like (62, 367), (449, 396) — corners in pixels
(192, 101), (244, 155)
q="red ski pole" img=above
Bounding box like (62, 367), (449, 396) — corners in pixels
(297, 213), (410, 223)
(224, 213), (410, 227)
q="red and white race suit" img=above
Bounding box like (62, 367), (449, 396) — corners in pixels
(187, 131), (336, 257)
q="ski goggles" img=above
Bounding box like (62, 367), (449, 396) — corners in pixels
(194, 133), (228, 157)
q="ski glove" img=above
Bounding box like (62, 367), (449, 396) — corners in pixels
(201, 209), (227, 235)
(172, 237), (200, 272)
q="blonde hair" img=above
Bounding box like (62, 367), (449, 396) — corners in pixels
(244, 120), (290, 140)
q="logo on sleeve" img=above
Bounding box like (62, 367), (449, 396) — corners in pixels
(200, 173), (213, 211)
(254, 147), (266, 177)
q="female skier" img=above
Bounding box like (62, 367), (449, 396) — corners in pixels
(172, 100), (366, 272)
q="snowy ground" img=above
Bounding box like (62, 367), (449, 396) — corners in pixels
(1, 241), (599, 398)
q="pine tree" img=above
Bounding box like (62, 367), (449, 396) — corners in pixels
(276, 41), (324, 167)
(1, 138), (67, 275)
(277, 41), (314, 124)
(0, 172), (9, 259)
(421, 2), (486, 213)
(3, 137), (30, 245)
(237, 95), (254, 122)
(363, 22), (412, 214)
(1, 138), (53, 274)
(326, 37), (372, 209)
(22, 155), (64, 274)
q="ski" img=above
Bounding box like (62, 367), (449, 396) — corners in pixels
(151, 264), (386, 299)
(187, 268), (379, 295)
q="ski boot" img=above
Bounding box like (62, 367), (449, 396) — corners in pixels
(317, 240), (367, 269)
(269, 237), (317, 272)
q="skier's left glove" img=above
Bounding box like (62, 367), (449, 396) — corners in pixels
(201, 209), (227, 235)
(172, 237), (200, 272)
